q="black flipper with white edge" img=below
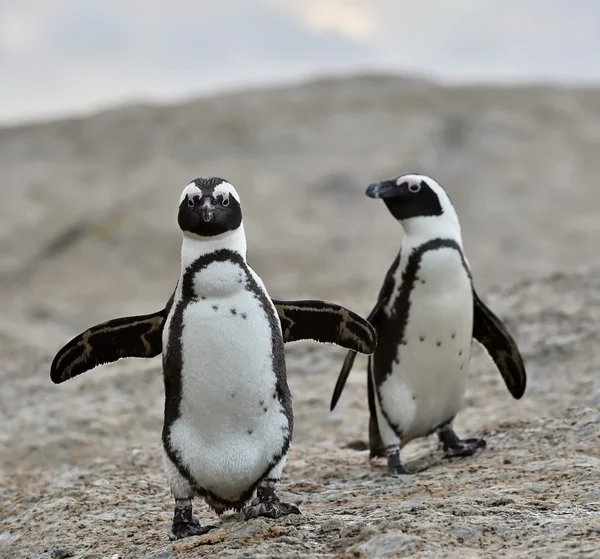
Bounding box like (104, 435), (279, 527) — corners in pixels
(50, 310), (168, 384)
(51, 296), (377, 384)
(472, 288), (527, 399)
(329, 298), (384, 412)
(273, 299), (376, 354)
(50, 292), (175, 384)
(330, 252), (400, 412)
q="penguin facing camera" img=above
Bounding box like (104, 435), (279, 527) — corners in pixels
(51, 177), (377, 540)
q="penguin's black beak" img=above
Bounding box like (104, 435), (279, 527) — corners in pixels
(365, 180), (397, 199)
(198, 198), (215, 222)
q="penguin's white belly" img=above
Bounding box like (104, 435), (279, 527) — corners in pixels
(379, 247), (473, 444)
(167, 263), (288, 501)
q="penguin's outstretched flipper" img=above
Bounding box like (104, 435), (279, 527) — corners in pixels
(51, 293), (377, 384)
(50, 308), (168, 384)
(50, 290), (177, 384)
(273, 299), (377, 355)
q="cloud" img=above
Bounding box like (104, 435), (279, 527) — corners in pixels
(1, 0), (600, 124)
(0, 0), (376, 123)
(154, 3), (374, 69)
(44, 0), (134, 59)
(352, 0), (600, 80)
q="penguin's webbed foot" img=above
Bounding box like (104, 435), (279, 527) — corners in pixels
(242, 478), (300, 520)
(169, 497), (216, 540)
(169, 518), (216, 541)
(439, 427), (486, 459)
(388, 463), (413, 476)
(443, 437), (486, 458)
(386, 445), (412, 476)
(243, 497), (300, 520)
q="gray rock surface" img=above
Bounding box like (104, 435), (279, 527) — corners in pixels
(0, 75), (598, 558)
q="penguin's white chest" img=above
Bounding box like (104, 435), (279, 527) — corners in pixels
(379, 247), (473, 443)
(164, 260), (289, 500)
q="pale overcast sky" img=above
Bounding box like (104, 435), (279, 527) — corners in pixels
(1, 0), (599, 124)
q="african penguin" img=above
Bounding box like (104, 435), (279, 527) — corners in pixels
(330, 173), (526, 476)
(50, 176), (377, 540)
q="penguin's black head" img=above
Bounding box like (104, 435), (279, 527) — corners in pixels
(178, 177), (242, 237)
(365, 174), (445, 221)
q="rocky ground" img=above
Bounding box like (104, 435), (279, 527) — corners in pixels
(1, 75), (599, 558)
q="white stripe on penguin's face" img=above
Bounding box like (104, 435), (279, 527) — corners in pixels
(213, 181), (241, 203)
(180, 182), (202, 204)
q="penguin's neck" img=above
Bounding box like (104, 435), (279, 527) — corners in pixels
(400, 213), (463, 249)
(180, 224), (248, 273)
(398, 213), (470, 294)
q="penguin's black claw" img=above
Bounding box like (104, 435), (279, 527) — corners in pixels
(388, 463), (413, 476)
(169, 519), (216, 540)
(442, 437), (486, 459)
(243, 498), (301, 520)
(386, 446), (412, 475)
(243, 478), (301, 520)
(438, 425), (486, 459)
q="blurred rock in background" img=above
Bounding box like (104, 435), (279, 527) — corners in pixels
(0, 75), (598, 350)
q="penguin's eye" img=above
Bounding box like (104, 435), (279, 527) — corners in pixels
(221, 197), (229, 207)
(187, 198), (194, 207)
(408, 183), (421, 193)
